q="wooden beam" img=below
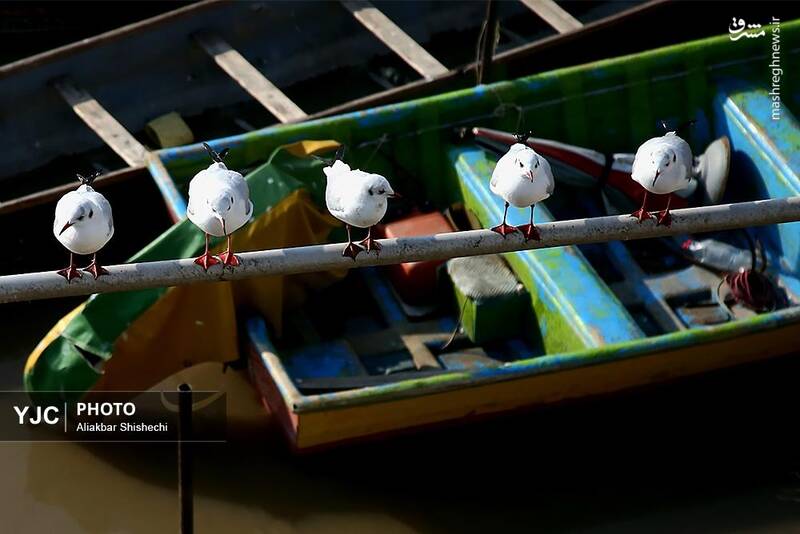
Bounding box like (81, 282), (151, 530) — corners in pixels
(193, 31), (307, 123)
(340, 0), (448, 80)
(520, 0), (583, 34)
(0, 166), (145, 216)
(53, 78), (147, 167)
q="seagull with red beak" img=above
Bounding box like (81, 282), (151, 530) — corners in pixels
(489, 132), (555, 241)
(52, 172), (114, 282)
(187, 143), (253, 270)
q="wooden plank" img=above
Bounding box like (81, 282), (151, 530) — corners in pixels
(193, 31), (307, 123)
(53, 78), (147, 166)
(0, 166), (145, 216)
(520, 0), (583, 34)
(340, 0), (448, 80)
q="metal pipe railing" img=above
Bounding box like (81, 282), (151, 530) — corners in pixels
(1, 196), (799, 304)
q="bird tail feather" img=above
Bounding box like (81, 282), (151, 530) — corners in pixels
(323, 160), (351, 178)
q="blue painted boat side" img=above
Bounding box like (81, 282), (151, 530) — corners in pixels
(145, 154), (188, 222)
(713, 82), (800, 296)
(449, 146), (644, 349)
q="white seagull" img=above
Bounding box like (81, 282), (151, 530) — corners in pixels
(630, 128), (693, 226)
(186, 143), (253, 270)
(53, 172), (114, 281)
(489, 133), (555, 241)
(323, 151), (397, 259)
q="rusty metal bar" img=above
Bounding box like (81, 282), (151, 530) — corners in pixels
(0, 196), (799, 304)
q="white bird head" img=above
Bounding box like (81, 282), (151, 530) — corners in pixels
(207, 189), (236, 234)
(365, 174), (396, 199)
(635, 144), (680, 187)
(503, 143), (543, 182)
(57, 201), (94, 236)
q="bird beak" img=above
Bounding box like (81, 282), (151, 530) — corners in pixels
(388, 192), (401, 199)
(216, 216), (226, 236)
(59, 221), (74, 235)
(653, 169), (661, 185)
(525, 170), (534, 182)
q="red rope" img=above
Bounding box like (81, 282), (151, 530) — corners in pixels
(723, 268), (776, 312)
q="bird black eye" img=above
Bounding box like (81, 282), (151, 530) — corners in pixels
(230, 196), (234, 203)
(665, 161), (669, 167)
(88, 210), (93, 218)
(368, 188), (374, 196)
(378, 189), (385, 195)
(77, 215), (85, 221)
(672, 153), (676, 163)
(518, 161), (523, 168)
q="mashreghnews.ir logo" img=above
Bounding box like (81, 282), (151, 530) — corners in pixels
(729, 16), (782, 121)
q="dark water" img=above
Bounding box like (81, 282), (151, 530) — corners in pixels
(2, 296), (800, 533)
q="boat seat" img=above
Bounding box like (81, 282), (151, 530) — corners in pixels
(448, 145), (644, 353)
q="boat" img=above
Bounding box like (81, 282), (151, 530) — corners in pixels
(4, 0), (751, 218)
(25, 20), (800, 450)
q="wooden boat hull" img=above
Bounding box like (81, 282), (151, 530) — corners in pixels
(0, 0), (504, 181)
(249, 309), (800, 450)
(1, 0), (759, 195)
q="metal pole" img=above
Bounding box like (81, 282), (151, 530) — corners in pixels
(178, 383), (193, 534)
(1, 196), (799, 304)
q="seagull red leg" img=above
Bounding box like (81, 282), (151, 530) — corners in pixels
(358, 227), (381, 254)
(491, 202), (518, 236)
(517, 204), (541, 242)
(342, 224), (364, 260)
(218, 235), (240, 267)
(631, 191), (653, 223)
(57, 253), (82, 282)
(194, 233), (220, 271)
(657, 195), (673, 227)
(83, 253), (109, 279)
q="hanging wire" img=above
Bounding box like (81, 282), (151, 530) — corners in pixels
(363, 133), (389, 168)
